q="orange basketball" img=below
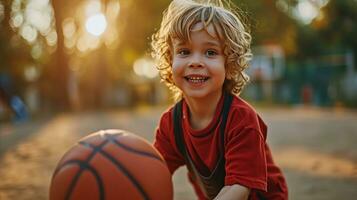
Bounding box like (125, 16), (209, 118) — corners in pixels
(49, 129), (173, 200)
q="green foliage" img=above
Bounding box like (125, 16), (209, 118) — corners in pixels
(231, 0), (298, 55)
(315, 0), (357, 52)
(297, 0), (357, 58)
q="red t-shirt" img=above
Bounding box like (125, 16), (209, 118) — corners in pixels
(154, 95), (288, 200)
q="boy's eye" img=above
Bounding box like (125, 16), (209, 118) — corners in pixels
(178, 49), (190, 55)
(206, 50), (218, 56)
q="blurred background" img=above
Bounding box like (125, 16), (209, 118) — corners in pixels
(0, 0), (356, 199)
(0, 0), (356, 118)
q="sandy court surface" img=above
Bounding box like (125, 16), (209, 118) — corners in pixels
(0, 106), (356, 200)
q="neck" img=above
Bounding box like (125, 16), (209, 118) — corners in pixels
(184, 91), (223, 130)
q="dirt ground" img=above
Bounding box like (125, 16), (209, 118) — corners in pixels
(0, 106), (356, 200)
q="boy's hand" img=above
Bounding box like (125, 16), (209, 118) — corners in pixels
(214, 184), (250, 200)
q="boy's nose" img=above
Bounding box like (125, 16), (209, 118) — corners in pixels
(188, 54), (203, 68)
(189, 61), (203, 68)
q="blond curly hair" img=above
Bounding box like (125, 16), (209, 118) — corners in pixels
(151, 0), (252, 100)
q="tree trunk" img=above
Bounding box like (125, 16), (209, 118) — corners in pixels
(50, 0), (70, 110)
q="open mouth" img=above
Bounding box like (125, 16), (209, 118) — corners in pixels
(184, 75), (209, 83)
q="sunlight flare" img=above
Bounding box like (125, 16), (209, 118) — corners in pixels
(85, 13), (107, 36)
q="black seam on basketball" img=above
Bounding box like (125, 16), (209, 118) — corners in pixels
(104, 133), (164, 162)
(64, 140), (108, 200)
(55, 160), (105, 200)
(79, 141), (151, 200)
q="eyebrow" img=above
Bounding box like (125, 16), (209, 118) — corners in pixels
(203, 41), (221, 48)
(173, 40), (221, 48)
(173, 40), (186, 47)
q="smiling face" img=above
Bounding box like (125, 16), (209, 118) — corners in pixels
(171, 22), (226, 101)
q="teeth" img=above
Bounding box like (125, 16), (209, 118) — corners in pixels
(189, 77), (204, 80)
(185, 76), (208, 83)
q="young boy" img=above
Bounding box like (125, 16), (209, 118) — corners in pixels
(151, 0), (288, 199)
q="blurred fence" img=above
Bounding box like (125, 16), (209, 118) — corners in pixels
(243, 49), (357, 107)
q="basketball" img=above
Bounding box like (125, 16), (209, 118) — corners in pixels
(49, 129), (173, 200)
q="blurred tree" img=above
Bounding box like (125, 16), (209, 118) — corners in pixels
(0, 0), (12, 72)
(1, 0), (78, 110)
(293, 0), (357, 59)
(116, 0), (169, 68)
(312, 0), (357, 56)
(49, 0), (88, 110)
(0, 0), (32, 94)
(233, 0), (299, 56)
(50, 0), (71, 109)
(295, 25), (324, 58)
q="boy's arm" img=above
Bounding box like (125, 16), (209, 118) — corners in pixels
(214, 184), (250, 200)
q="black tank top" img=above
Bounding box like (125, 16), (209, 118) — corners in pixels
(173, 94), (233, 199)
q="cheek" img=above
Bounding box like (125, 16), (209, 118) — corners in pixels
(171, 60), (180, 84)
(212, 60), (226, 75)
(171, 58), (184, 74)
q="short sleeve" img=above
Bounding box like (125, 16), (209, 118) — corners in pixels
(153, 112), (185, 174)
(224, 127), (267, 192)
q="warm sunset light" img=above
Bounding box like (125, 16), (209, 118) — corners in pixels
(293, 0), (330, 24)
(296, 1), (318, 24)
(133, 57), (158, 79)
(1, 0), (356, 200)
(85, 13), (107, 36)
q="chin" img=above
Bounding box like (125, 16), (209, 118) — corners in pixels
(182, 91), (207, 99)
(182, 90), (221, 100)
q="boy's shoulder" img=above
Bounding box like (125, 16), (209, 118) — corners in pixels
(158, 105), (175, 126)
(229, 95), (267, 137)
(230, 95), (258, 117)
